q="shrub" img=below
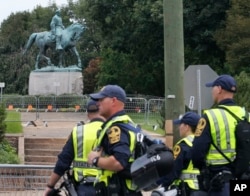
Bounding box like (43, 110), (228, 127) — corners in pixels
(0, 139), (20, 164)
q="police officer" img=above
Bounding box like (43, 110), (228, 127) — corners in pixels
(50, 9), (65, 50)
(192, 75), (245, 196)
(87, 85), (142, 196)
(153, 112), (207, 196)
(44, 100), (105, 196)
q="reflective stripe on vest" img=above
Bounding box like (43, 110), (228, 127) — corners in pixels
(205, 106), (244, 165)
(94, 114), (137, 190)
(72, 121), (103, 182)
(173, 135), (200, 190)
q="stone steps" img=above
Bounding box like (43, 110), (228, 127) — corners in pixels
(24, 138), (67, 165)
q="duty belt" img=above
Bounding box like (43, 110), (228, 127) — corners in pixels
(79, 176), (96, 184)
(180, 173), (198, 180)
(73, 161), (97, 168)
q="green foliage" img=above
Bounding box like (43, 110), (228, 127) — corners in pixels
(0, 139), (20, 164)
(183, 0), (229, 72)
(214, 0), (250, 74)
(234, 71), (250, 111)
(0, 105), (19, 164)
(80, 0), (165, 95)
(0, 103), (6, 142)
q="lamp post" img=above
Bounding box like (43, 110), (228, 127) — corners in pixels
(0, 82), (5, 103)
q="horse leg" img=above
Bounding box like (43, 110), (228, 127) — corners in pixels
(42, 55), (52, 66)
(35, 54), (40, 69)
(71, 47), (82, 68)
(58, 51), (63, 68)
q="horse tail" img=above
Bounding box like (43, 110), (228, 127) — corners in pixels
(22, 33), (37, 55)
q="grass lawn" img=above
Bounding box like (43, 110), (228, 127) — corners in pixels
(141, 124), (165, 135)
(5, 111), (23, 134)
(128, 113), (165, 135)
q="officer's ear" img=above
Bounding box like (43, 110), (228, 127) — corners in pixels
(217, 85), (223, 94)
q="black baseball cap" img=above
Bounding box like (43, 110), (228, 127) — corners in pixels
(86, 99), (99, 113)
(205, 75), (236, 93)
(90, 85), (126, 103)
(173, 112), (200, 127)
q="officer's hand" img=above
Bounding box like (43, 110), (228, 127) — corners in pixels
(44, 186), (57, 196)
(87, 149), (102, 165)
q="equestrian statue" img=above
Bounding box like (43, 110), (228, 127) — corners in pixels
(23, 9), (84, 70)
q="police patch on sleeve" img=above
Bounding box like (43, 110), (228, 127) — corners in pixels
(194, 118), (206, 137)
(173, 145), (181, 159)
(107, 126), (121, 144)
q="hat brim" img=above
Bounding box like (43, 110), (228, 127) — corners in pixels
(205, 82), (214, 87)
(173, 119), (181, 125)
(90, 92), (106, 100)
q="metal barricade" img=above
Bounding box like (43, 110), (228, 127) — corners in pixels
(125, 97), (147, 125)
(0, 164), (64, 196)
(2, 95), (164, 126)
(147, 99), (165, 126)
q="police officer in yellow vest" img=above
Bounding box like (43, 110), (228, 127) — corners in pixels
(192, 75), (245, 196)
(44, 100), (105, 196)
(87, 85), (142, 196)
(152, 112), (208, 196)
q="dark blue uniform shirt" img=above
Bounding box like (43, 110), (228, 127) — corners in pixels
(157, 140), (192, 188)
(100, 110), (132, 174)
(192, 98), (236, 172)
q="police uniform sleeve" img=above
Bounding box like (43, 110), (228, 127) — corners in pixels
(192, 115), (212, 170)
(54, 133), (74, 176)
(157, 143), (187, 188)
(105, 125), (131, 169)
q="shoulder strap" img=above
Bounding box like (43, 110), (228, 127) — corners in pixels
(211, 140), (232, 164)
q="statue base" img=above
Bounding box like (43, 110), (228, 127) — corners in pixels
(29, 66), (83, 95)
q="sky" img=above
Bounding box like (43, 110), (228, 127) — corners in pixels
(0, 0), (70, 24)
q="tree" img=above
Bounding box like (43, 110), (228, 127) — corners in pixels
(234, 71), (250, 111)
(77, 0), (165, 96)
(214, 0), (250, 74)
(183, 0), (230, 73)
(83, 57), (101, 93)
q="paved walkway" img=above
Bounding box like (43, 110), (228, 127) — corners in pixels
(22, 112), (88, 138)
(21, 112), (165, 141)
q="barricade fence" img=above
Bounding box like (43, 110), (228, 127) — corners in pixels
(2, 95), (164, 126)
(0, 164), (152, 196)
(0, 164), (64, 196)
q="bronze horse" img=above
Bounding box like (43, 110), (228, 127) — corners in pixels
(23, 23), (84, 69)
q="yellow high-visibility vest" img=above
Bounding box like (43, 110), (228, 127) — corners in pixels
(173, 135), (199, 190)
(94, 114), (137, 191)
(72, 121), (103, 182)
(205, 106), (244, 165)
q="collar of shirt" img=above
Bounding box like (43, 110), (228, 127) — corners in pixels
(218, 98), (236, 105)
(102, 110), (126, 128)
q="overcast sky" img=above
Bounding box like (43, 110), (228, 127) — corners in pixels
(0, 0), (71, 24)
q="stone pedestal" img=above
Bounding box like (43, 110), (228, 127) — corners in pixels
(29, 66), (83, 95)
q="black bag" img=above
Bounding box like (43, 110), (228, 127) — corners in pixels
(116, 123), (157, 159)
(217, 106), (250, 178)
